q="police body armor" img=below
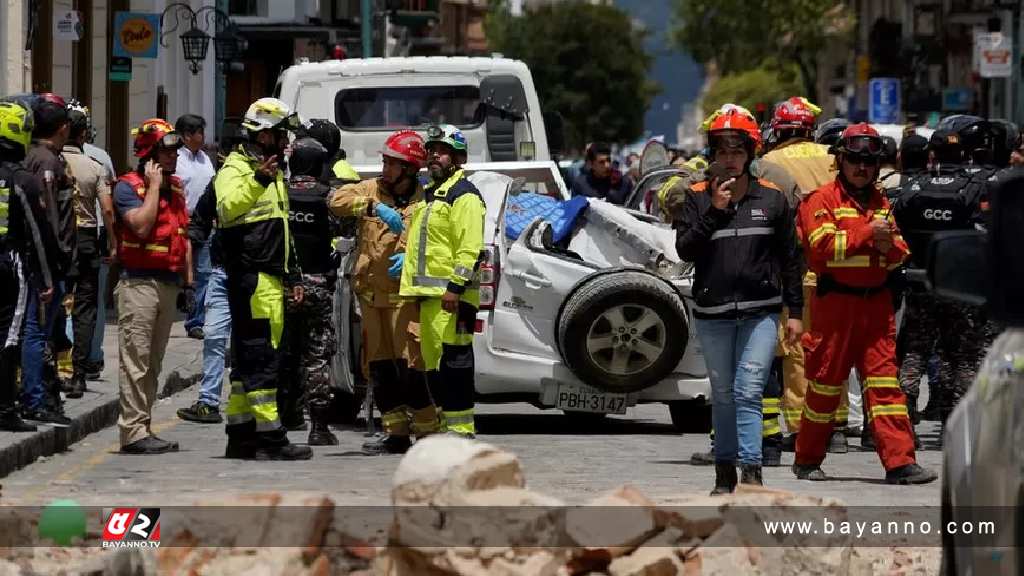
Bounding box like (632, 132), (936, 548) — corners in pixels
(287, 177), (335, 278)
(891, 166), (983, 270)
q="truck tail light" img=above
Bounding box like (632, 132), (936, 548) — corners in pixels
(479, 244), (499, 310)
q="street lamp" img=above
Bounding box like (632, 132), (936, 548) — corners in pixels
(160, 3), (244, 74)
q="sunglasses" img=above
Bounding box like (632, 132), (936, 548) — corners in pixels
(158, 132), (184, 149)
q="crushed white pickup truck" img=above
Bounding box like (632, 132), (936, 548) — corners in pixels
(331, 162), (711, 431)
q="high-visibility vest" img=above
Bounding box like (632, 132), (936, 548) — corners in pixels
(116, 172), (189, 273)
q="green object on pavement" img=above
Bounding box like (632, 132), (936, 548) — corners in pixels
(38, 499), (87, 545)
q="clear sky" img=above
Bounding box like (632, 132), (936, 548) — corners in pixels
(614, 0), (703, 144)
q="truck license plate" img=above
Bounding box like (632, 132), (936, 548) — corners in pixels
(555, 383), (627, 414)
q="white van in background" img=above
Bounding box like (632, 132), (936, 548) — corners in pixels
(273, 56), (556, 164)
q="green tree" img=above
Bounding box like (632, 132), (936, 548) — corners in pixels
(671, 0), (852, 99)
(487, 1), (658, 151)
(701, 64), (803, 117)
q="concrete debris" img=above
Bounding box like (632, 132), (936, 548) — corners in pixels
(0, 438), (940, 575)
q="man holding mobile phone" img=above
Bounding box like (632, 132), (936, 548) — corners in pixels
(113, 119), (191, 454)
(676, 108), (804, 494)
(214, 98), (310, 461)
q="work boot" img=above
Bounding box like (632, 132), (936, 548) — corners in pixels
(282, 410), (307, 432)
(308, 403), (338, 446)
(792, 463), (828, 481)
(827, 430), (848, 454)
(861, 427), (875, 450)
(63, 374), (86, 399)
(885, 463), (938, 485)
(177, 401), (223, 424)
(224, 440), (257, 459)
(710, 463), (737, 496)
(740, 464), (763, 486)
(781, 433), (798, 452)
(762, 434), (782, 467)
(84, 360), (103, 381)
(252, 443), (313, 461)
(361, 434), (412, 455)
(0, 410), (37, 432)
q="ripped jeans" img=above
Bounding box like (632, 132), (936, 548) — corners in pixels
(695, 314), (779, 466)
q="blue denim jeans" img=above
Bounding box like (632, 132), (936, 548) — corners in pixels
(695, 313), (779, 466)
(185, 240), (212, 332)
(198, 267), (230, 407)
(20, 283), (65, 410)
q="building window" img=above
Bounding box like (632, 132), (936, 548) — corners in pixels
(229, 0), (259, 16)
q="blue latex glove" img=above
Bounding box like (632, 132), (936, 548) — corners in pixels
(375, 202), (404, 234)
(388, 253), (405, 279)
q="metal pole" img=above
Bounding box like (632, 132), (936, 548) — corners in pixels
(361, 0), (372, 58)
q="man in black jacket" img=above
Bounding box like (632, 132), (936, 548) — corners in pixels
(676, 108), (803, 495)
(571, 142), (629, 204)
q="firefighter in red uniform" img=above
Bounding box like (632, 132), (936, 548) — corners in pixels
(793, 124), (937, 484)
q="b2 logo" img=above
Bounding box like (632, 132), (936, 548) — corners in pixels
(922, 209), (953, 221)
(102, 508), (161, 548)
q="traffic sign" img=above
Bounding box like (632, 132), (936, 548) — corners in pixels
(976, 33), (1011, 78)
(868, 78), (900, 124)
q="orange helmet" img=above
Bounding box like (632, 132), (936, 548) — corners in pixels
(132, 118), (182, 158)
(707, 108), (761, 153)
(382, 130), (427, 168)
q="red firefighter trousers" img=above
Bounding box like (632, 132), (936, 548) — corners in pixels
(794, 289), (916, 471)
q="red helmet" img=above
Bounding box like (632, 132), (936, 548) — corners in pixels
(707, 108), (762, 149)
(132, 118), (182, 158)
(836, 123), (883, 157)
(770, 96), (819, 132)
(382, 130), (427, 168)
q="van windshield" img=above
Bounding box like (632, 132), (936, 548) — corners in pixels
(335, 85), (483, 130)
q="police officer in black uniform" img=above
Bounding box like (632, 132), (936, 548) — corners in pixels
(891, 129), (987, 430)
(279, 137), (340, 446)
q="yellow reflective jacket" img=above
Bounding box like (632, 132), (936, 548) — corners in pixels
(761, 139), (835, 198)
(399, 169), (485, 303)
(332, 159), (361, 183)
(214, 150), (295, 278)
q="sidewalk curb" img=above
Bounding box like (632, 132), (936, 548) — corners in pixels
(0, 371), (202, 479)
(0, 397), (120, 479)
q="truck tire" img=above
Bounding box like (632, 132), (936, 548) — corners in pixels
(558, 271), (688, 393)
(668, 399), (712, 434)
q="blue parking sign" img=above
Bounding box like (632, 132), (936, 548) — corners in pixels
(869, 78), (900, 124)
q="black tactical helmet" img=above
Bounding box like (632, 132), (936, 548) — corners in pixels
(297, 119), (341, 159)
(815, 118), (850, 146)
(288, 137), (328, 178)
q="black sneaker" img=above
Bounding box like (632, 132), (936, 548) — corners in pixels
(361, 434), (411, 455)
(121, 436), (179, 455)
(22, 408), (71, 427)
(252, 443), (313, 461)
(792, 463), (828, 481)
(177, 401), (223, 424)
(0, 411), (37, 432)
(83, 360), (104, 381)
(63, 375), (86, 399)
(827, 430), (848, 454)
(885, 463), (938, 485)
(187, 327), (204, 340)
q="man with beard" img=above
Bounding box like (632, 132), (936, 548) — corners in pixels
(330, 130), (440, 453)
(399, 124), (485, 438)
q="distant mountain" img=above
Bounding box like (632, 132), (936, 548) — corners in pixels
(614, 0), (703, 145)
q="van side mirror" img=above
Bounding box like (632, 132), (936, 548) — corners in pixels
(543, 112), (565, 157)
(926, 230), (987, 307)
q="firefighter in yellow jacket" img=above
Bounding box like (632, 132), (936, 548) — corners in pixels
(399, 125), (485, 438)
(328, 130), (440, 454)
(215, 97), (311, 460)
